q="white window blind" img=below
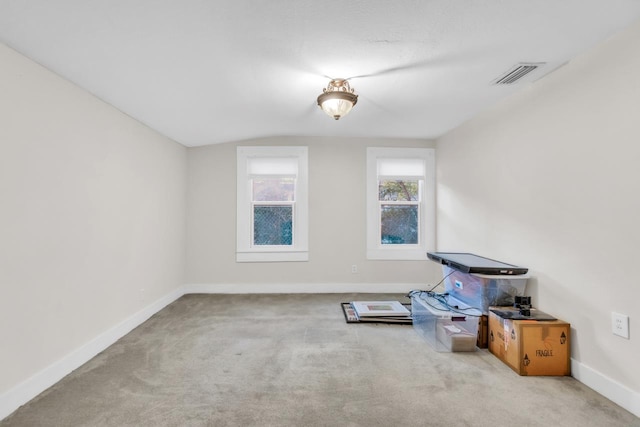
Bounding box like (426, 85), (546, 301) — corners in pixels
(377, 158), (425, 178)
(248, 157), (298, 176)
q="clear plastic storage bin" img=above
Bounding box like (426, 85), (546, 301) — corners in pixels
(411, 293), (481, 352)
(442, 266), (529, 313)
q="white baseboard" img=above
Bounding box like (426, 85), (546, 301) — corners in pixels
(0, 287), (185, 421)
(571, 358), (640, 417)
(182, 282), (417, 294)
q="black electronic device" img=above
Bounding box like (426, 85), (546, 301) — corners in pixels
(490, 307), (557, 321)
(426, 252), (528, 275)
(514, 296), (531, 305)
(514, 296), (532, 316)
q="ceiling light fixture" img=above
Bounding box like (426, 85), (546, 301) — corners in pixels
(317, 78), (358, 120)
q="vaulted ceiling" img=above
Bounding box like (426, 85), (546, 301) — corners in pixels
(2, 1), (640, 147)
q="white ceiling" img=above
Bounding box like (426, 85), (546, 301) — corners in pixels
(2, 1), (640, 147)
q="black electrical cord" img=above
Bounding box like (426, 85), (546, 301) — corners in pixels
(427, 269), (455, 292)
(407, 270), (484, 317)
(407, 289), (483, 318)
(405, 270), (454, 299)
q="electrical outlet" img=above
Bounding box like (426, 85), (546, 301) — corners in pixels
(351, 264), (358, 274)
(612, 312), (629, 339)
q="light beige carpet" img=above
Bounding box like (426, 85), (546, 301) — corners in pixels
(2, 293), (638, 427)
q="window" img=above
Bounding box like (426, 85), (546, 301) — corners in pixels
(366, 147), (435, 260)
(237, 146), (308, 262)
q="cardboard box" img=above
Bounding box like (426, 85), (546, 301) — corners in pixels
(442, 266), (529, 313)
(488, 308), (570, 376)
(477, 315), (488, 348)
(411, 294), (481, 352)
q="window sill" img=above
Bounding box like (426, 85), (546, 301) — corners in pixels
(236, 251), (309, 263)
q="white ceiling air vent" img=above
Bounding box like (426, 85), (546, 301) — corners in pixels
(493, 63), (546, 85)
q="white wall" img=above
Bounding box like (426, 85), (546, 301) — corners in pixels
(436, 19), (640, 409)
(0, 44), (186, 397)
(186, 136), (441, 291)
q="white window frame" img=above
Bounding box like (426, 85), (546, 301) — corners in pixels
(237, 146), (308, 262)
(366, 147), (435, 260)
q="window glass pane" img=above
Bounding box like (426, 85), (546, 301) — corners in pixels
(253, 177), (295, 202)
(254, 206), (293, 245)
(381, 205), (418, 244)
(379, 180), (419, 201)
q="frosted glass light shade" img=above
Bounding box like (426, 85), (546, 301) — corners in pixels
(319, 97), (354, 120)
